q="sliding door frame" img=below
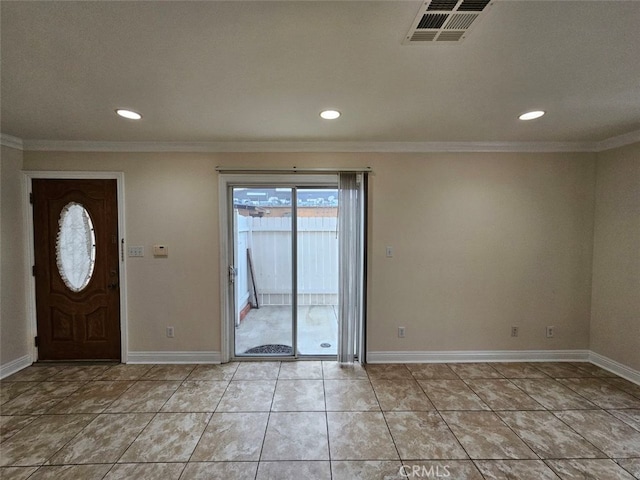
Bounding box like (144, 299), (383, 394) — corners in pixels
(219, 173), (340, 362)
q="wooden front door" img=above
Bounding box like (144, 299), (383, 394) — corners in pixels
(32, 179), (121, 361)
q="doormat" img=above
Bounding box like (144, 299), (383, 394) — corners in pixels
(244, 344), (293, 355)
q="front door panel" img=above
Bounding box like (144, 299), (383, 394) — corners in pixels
(32, 179), (121, 361)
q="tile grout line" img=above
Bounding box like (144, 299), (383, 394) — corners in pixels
(559, 376), (640, 409)
(366, 365), (401, 464)
(321, 361), (334, 480)
(252, 361), (281, 479)
(105, 364), (194, 479)
(405, 364), (498, 476)
(416, 366), (542, 475)
(603, 377), (640, 401)
(4, 367), (105, 474)
(460, 372), (614, 466)
(488, 367), (627, 468)
(457, 375), (551, 464)
(1, 364), (128, 477)
(181, 367), (237, 477)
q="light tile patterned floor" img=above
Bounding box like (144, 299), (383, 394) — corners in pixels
(1, 362), (640, 479)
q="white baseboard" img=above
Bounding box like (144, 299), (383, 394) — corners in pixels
(126, 351), (222, 364)
(0, 354), (33, 380)
(589, 351), (640, 385)
(366, 349), (590, 364)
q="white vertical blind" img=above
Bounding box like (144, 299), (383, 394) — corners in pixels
(337, 172), (364, 364)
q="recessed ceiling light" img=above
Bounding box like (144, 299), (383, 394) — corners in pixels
(116, 109), (142, 120)
(519, 110), (545, 121)
(320, 110), (341, 120)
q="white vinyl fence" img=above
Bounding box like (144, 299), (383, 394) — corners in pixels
(235, 212), (338, 312)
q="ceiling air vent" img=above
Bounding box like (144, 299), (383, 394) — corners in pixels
(437, 31), (465, 41)
(403, 0), (493, 45)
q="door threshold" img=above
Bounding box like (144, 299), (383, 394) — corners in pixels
(232, 356), (337, 362)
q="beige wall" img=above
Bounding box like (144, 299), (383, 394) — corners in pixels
(369, 153), (596, 352)
(22, 150), (597, 357)
(591, 142), (640, 371)
(1, 145), (29, 366)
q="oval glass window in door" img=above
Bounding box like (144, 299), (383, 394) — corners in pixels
(56, 202), (97, 292)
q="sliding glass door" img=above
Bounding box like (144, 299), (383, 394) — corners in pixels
(296, 188), (339, 355)
(233, 187), (295, 355)
(221, 172), (366, 362)
(231, 184), (339, 358)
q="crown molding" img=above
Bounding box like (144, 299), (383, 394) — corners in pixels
(6, 130), (639, 154)
(595, 129), (640, 152)
(21, 139), (599, 153)
(0, 133), (24, 150)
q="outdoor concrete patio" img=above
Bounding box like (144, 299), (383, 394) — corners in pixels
(235, 305), (338, 356)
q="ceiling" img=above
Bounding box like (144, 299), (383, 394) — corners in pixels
(2, 1), (640, 147)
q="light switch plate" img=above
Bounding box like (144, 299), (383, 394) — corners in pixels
(127, 246), (144, 257)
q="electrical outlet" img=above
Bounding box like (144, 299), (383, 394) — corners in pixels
(398, 326), (405, 338)
(546, 326), (554, 338)
(511, 326), (519, 337)
(166, 326), (175, 338)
